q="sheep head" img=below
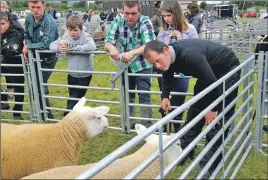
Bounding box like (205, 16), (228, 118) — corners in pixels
(73, 97), (110, 138)
(135, 124), (182, 166)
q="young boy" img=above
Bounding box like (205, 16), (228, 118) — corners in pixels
(50, 15), (96, 116)
(0, 12), (25, 119)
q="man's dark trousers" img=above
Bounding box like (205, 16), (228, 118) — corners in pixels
(181, 69), (241, 173)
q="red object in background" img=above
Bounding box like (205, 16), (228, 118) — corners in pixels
(247, 11), (257, 17)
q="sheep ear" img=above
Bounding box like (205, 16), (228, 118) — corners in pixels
(73, 97), (86, 110)
(92, 106), (110, 117)
(135, 124), (147, 134)
(135, 124), (157, 143)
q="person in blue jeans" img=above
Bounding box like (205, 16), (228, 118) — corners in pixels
(156, 1), (199, 132)
(104, 1), (156, 128)
(50, 15), (96, 117)
(23, 0), (59, 120)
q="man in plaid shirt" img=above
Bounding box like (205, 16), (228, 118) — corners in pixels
(104, 1), (156, 128)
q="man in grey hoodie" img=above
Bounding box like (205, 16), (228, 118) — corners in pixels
(50, 15), (96, 116)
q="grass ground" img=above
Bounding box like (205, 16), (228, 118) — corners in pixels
(1, 53), (267, 178)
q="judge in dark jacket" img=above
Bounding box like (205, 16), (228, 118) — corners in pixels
(1, 12), (25, 119)
(144, 39), (241, 178)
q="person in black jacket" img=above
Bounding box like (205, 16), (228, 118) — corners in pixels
(1, 1), (25, 37)
(185, 2), (202, 34)
(144, 39), (241, 178)
(48, 5), (57, 20)
(1, 12), (25, 119)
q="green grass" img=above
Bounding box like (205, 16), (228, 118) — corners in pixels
(1, 54), (267, 179)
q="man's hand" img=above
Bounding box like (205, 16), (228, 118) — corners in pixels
(161, 98), (171, 113)
(205, 111), (218, 126)
(109, 48), (120, 60)
(121, 51), (135, 63)
(23, 44), (28, 61)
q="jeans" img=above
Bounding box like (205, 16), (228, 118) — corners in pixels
(64, 74), (92, 116)
(154, 67), (189, 132)
(180, 69), (241, 173)
(124, 68), (152, 127)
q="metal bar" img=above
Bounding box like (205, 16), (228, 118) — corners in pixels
(35, 51), (48, 122)
(119, 74), (126, 132)
(124, 71), (131, 133)
(255, 52), (265, 150)
(27, 50), (42, 122)
(158, 126), (164, 179)
(43, 83), (119, 91)
(41, 68), (116, 75)
(1, 83), (25, 87)
(35, 50), (107, 55)
(230, 144), (252, 179)
(223, 133), (252, 178)
(44, 95), (120, 104)
(128, 90), (194, 96)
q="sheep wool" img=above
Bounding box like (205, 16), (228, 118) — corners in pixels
(1, 98), (110, 179)
(22, 124), (182, 179)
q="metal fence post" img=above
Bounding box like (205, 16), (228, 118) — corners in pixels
(241, 54), (251, 141)
(119, 72), (126, 133)
(27, 51), (42, 122)
(255, 52), (265, 151)
(124, 69), (131, 133)
(20, 54), (35, 121)
(35, 51), (49, 122)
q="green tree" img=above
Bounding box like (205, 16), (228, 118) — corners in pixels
(200, 1), (207, 10)
(13, 0), (23, 8)
(95, 1), (103, 5)
(60, 2), (68, 10)
(23, 1), (28, 7)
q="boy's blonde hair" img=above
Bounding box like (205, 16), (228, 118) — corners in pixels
(0, 12), (9, 22)
(66, 15), (83, 30)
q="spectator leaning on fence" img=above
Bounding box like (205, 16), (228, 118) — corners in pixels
(0, 12), (25, 120)
(104, 1), (156, 128)
(50, 15), (97, 117)
(23, 0), (59, 120)
(144, 39), (241, 178)
(185, 2), (202, 34)
(156, 1), (199, 133)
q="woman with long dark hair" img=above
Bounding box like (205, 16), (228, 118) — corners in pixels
(156, 1), (198, 133)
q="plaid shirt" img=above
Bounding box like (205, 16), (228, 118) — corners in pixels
(105, 14), (156, 73)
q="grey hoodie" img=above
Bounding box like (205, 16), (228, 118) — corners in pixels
(50, 30), (96, 78)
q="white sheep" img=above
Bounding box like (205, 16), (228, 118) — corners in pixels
(22, 124), (182, 179)
(1, 97), (110, 180)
